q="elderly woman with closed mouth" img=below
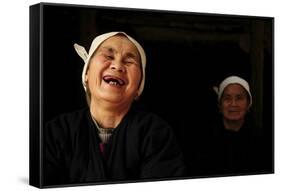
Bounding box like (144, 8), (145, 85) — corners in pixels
(44, 32), (186, 185)
(214, 76), (252, 132)
(210, 75), (260, 175)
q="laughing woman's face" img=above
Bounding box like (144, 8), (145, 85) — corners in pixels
(85, 35), (142, 109)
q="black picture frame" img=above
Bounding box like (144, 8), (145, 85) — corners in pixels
(30, 2), (274, 188)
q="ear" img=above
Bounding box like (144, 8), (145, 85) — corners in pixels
(247, 104), (251, 112)
(134, 92), (140, 101)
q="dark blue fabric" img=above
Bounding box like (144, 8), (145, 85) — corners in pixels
(43, 108), (186, 186)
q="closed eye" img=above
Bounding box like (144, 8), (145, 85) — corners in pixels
(223, 95), (231, 100)
(104, 54), (114, 60)
(124, 59), (134, 64)
(236, 95), (246, 101)
(124, 57), (139, 65)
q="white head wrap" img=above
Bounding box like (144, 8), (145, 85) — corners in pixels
(73, 31), (146, 97)
(213, 76), (252, 106)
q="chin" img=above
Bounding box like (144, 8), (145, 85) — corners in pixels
(225, 116), (244, 122)
(102, 94), (123, 102)
(104, 94), (133, 104)
(96, 89), (135, 103)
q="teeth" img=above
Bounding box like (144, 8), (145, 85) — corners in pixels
(109, 81), (118, 86)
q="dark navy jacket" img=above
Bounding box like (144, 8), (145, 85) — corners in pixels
(44, 108), (186, 186)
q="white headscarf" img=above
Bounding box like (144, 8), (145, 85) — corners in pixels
(213, 76), (252, 106)
(74, 31), (146, 97)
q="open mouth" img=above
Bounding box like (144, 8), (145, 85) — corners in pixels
(103, 75), (125, 86)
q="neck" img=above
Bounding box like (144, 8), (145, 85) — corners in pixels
(223, 118), (244, 132)
(89, 99), (131, 129)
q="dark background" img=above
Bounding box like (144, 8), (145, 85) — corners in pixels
(42, 4), (273, 177)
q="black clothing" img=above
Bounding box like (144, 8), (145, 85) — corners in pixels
(43, 108), (186, 186)
(208, 118), (261, 176)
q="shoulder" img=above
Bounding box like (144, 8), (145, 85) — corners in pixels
(209, 115), (225, 135)
(128, 109), (173, 137)
(45, 108), (90, 136)
(46, 108), (89, 125)
(130, 109), (170, 127)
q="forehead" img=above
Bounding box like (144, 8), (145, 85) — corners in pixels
(223, 84), (247, 95)
(99, 35), (139, 54)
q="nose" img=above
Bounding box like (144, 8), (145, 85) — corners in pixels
(230, 98), (238, 106)
(110, 59), (125, 73)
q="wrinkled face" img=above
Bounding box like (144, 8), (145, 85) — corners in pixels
(220, 84), (250, 122)
(85, 35), (142, 107)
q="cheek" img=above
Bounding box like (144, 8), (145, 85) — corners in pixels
(241, 102), (250, 112)
(221, 107), (228, 115)
(238, 98), (249, 108)
(86, 59), (106, 83)
(129, 68), (142, 85)
(220, 102), (228, 111)
(86, 69), (100, 89)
